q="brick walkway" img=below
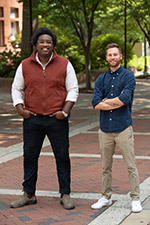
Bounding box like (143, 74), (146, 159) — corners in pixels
(0, 79), (150, 225)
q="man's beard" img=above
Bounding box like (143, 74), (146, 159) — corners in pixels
(109, 60), (121, 67)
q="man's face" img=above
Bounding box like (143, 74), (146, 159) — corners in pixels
(36, 34), (53, 58)
(106, 47), (122, 69)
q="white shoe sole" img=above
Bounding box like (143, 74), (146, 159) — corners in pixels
(132, 208), (142, 213)
(91, 200), (112, 209)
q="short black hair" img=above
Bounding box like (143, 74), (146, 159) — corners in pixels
(106, 43), (122, 54)
(31, 27), (57, 47)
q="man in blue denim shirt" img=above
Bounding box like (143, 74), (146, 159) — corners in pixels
(91, 43), (142, 213)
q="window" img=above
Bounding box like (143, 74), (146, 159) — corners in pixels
(10, 21), (19, 41)
(10, 8), (18, 18)
(0, 21), (4, 46)
(0, 7), (3, 17)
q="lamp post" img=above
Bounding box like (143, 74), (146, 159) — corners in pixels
(124, 0), (127, 68)
(29, 0), (33, 53)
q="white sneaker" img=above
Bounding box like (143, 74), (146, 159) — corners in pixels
(91, 197), (112, 209)
(131, 200), (142, 213)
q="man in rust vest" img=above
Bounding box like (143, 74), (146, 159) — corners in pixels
(11, 27), (78, 210)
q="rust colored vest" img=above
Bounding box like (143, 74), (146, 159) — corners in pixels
(22, 50), (68, 115)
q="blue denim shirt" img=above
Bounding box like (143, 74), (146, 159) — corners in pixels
(92, 66), (136, 133)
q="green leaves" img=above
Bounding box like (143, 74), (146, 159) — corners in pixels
(0, 49), (30, 78)
(126, 0), (150, 46)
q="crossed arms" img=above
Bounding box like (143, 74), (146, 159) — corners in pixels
(94, 97), (124, 110)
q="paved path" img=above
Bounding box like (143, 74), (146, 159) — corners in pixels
(0, 79), (150, 225)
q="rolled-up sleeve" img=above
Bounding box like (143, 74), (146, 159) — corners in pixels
(118, 73), (136, 105)
(92, 76), (103, 107)
(65, 61), (79, 102)
(11, 63), (25, 107)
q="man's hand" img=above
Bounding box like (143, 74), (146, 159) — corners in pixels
(16, 104), (37, 118)
(20, 109), (37, 119)
(50, 111), (65, 120)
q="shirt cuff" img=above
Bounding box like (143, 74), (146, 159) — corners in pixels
(13, 99), (24, 107)
(65, 91), (79, 102)
(118, 95), (127, 105)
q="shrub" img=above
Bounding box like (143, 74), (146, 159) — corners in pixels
(0, 49), (30, 78)
(136, 73), (150, 79)
(128, 55), (150, 71)
(54, 32), (85, 74)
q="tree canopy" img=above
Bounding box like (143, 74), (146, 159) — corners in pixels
(38, 0), (108, 89)
(127, 0), (150, 47)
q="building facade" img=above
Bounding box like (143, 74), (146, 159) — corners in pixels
(0, 0), (23, 52)
(133, 41), (150, 57)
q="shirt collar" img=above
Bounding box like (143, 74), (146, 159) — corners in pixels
(109, 65), (123, 75)
(36, 52), (53, 69)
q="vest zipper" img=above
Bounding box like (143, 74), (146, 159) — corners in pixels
(43, 69), (46, 114)
(43, 69), (45, 77)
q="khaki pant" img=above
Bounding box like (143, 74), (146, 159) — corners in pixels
(98, 126), (140, 200)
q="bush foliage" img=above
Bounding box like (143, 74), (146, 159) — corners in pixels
(128, 55), (150, 71)
(0, 49), (30, 78)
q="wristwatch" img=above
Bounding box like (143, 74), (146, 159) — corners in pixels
(61, 111), (68, 117)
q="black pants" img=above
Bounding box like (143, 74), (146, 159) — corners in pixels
(22, 115), (70, 195)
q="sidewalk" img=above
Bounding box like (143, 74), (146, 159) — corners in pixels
(0, 79), (150, 225)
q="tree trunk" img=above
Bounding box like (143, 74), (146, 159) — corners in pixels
(21, 1), (30, 50)
(147, 37), (150, 49)
(21, 0), (39, 51)
(32, 0), (39, 32)
(84, 47), (91, 90)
